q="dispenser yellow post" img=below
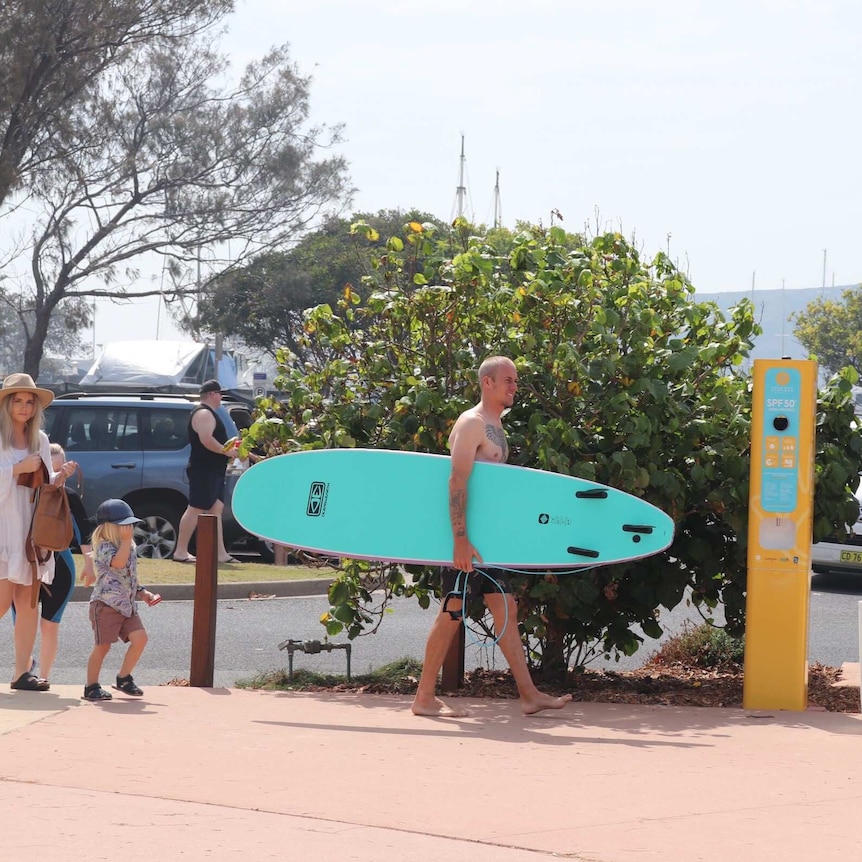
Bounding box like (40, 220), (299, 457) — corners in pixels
(743, 359), (817, 710)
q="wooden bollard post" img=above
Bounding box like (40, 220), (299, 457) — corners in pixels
(440, 624), (465, 691)
(189, 514), (218, 687)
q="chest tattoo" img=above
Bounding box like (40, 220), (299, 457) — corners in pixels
(485, 424), (508, 461)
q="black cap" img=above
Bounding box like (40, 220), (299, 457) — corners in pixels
(96, 499), (143, 526)
(200, 379), (222, 394)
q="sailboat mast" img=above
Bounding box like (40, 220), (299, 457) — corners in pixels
(453, 134), (467, 220)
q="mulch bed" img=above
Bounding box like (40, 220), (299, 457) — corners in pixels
(165, 663), (861, 713)
(437, 662), (860, 713)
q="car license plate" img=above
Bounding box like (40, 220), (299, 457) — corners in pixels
(839, 550), (862, 563)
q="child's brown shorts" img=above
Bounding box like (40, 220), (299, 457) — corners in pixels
(89, 600), (145, 645)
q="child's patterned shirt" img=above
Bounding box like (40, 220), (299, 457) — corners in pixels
(91, 540), (140, 617)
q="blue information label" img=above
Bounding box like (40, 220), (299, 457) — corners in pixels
(761, 368), (801, 513)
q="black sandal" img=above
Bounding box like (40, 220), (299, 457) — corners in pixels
(114, 674), (143, 696)
(11, 672), (50, 691)
(83, 683), (113, 701)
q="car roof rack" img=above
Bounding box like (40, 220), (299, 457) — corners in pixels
(55, 390), (197, 402)
(50, 385), (254, 406)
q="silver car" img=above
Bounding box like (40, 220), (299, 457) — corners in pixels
(810, 484), (862, 574)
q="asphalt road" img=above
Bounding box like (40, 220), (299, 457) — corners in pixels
(1, 574), (860, 690)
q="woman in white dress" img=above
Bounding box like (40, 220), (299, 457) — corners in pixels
(0, 373), (77, 691)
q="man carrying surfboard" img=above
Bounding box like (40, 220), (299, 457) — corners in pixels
(411, 356), (573, 718)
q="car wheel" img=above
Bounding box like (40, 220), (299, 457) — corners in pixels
(133, 502), (183, 559)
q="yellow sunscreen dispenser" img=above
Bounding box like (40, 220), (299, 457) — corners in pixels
(743, 359), (817, 710)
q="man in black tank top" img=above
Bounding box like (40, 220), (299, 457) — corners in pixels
(172, 380), (237, 563)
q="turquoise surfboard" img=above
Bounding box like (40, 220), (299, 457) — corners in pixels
(232, 449), (674, 569)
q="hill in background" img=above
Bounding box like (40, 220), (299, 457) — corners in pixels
(697, 283), (859, 365)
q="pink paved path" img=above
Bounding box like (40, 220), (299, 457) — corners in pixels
(1, 684), (861, 861)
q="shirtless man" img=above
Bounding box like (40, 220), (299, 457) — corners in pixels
(411, 356), (572, 717)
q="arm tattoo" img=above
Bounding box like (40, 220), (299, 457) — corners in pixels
(450, 489), (466, 537)
(485, 424), (508, 461)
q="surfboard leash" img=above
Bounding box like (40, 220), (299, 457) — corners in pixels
(442, 565), (599, 656)
(441, 568), (510, 650)
(445, 565), (603, 658)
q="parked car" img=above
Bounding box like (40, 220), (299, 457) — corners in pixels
(43, 392), (268, 560)
(810, 484), (862, 574)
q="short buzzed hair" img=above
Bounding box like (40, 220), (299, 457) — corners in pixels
(478, 355), (514, 382)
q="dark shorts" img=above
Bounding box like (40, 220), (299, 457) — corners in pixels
(187, 467), (226, 510)
(440, 567), (511, 602)
(89, 601), (145, 645)
(10, 552), (75, 624)
(41, 552), (75, 623)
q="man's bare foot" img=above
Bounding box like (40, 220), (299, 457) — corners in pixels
(411, 696), (471, 718)
(522, 692), (572, 715)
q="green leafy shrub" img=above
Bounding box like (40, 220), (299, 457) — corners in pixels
(648, 622), (744, 670)
(240, 219), (862, 682)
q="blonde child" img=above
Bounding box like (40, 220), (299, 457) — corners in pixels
(83, 499), (161, 702)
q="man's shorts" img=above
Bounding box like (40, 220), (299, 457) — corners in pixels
(89, 600), (145, 645)
(187, 467), (226, 510)
(440, 567), (512, 603)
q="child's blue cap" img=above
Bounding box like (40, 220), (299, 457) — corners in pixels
(96, 499), (142, 526)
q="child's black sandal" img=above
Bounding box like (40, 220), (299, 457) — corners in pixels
(114, 675), (143, 696)
(83, 683), (112, 701)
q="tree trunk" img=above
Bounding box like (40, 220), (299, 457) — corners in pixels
(23, 309), (51, 380)
(539, 619), (568, 685)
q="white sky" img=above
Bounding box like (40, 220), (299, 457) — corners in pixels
(92, 0), (862, 348)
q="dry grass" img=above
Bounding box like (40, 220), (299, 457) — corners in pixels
(134, 556), (335, 586)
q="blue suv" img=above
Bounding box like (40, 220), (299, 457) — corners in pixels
(43, 392), (260, 559)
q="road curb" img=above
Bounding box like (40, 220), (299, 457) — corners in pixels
(70, 578), (333, 603)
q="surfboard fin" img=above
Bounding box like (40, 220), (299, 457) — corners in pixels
(567, 546), (600, 558)
(623, 524), (654, 534)
(575, 489), (608, 499)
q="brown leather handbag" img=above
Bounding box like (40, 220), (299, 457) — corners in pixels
(16, 461), (45, 489)
(18, 461), (74, 607)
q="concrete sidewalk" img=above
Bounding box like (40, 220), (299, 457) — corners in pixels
(2, 683), (861, 861)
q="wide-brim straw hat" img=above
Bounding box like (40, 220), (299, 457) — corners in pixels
(0, 373), (54, 409)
